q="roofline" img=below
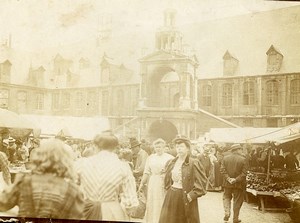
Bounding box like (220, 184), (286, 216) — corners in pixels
(198, 72), (300, 81)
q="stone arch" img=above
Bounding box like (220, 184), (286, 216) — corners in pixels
(148, 119), (178, 143)
(147, 66), (180, 107)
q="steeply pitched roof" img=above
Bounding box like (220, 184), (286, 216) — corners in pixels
(223, 50), (238, 61)
(0, 59), (12, 65)
(266, 45), (283, 56)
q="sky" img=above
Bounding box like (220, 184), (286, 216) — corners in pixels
(1, 0), (300, 52)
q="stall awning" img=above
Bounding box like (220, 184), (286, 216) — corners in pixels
(242, 122), (300, 145)
(0, 109), (38, 138)
(208, 127), (279, 144)
(20, 114), (110, 141)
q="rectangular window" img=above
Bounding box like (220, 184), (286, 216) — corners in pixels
(202, 85), (212, 106)
(35, 93), (44, 110)
(62, 92), (70, 109)
(243, 82), (255, 105)
(222, 84), (232, 107)
(266, 80), (279, 105)
(87, 91), (97, 112)
(75, 92), (84, 109)
(0, 89), (9, 109)
(291, 79), (300, 105)
(101, 91), (109, 115)
(52, 93), (59, 110)
(17, 91), (27, 111)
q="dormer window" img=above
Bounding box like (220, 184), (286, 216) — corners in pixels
(0, 60), (12, 83)
(266, 45), (283, 73)
(223, 51), (239, 76)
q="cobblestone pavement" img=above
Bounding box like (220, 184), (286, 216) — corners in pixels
(198, 191), (293, 223)
(0, 192), (294, 223)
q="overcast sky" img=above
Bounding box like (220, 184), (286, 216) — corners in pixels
(1, 0), (299, 52)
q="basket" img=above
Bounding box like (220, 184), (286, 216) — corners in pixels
(130, 192), (146, 219)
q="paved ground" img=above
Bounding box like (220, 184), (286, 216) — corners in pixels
(198, 191), (293, 223)
(0, 192), (294, 223)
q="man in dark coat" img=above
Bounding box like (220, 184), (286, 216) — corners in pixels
(220, 144), (247, 223)
(130, 137), (148, 188)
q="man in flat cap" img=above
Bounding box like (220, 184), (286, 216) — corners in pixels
(130, 137), (148, 188)
(220, 144), (247, 223)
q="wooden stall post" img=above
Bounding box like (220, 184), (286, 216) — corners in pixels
(266, 146), (272, 184)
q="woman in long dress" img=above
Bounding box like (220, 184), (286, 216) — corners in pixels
(138, 138), (173, 223)
(75, 130), (139, 221)
(158, 135), (207, 223)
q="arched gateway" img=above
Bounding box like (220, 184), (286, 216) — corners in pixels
(148, 120), (178, 143)
(113, 9), (238, 140)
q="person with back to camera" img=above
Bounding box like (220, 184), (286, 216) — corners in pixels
(0, 138), (85, 219)
(159, 135), (207, 223)
(75, 130), (139, 221)
(130, 137), (149, 188)
(285, 149), (299, 170)
(138, 138), (174, 223)
(0, 150), (11, 192)
(220, 144), (247, 223)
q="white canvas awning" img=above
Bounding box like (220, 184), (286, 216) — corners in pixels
(242, 122), (300, 145)
(208, 127), (279, 144)
(208, 122), (300, 145)
(0, 109), (38, 138)
(20, 114), (110, 141)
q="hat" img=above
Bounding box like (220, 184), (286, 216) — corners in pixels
(172, 135), (191, 144)
(8, 137), (15, 144)
(203, 146), (212, 153)
(129, 137), (141, 149)
(230, 144), (242, 151)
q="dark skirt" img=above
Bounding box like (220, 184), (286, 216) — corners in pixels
(214, 161), (223, 187)
(159, 187), (188, 223)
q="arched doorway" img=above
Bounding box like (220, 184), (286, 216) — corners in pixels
(148, 67), (180, 107)
(148, 120), (178, 143)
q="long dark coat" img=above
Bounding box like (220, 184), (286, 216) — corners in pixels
(220, 152), (247, 189)
(164, 155), (207, 223)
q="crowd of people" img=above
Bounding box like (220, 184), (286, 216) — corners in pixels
(247, 146), (299, 172)
(0, 127), (298, 223)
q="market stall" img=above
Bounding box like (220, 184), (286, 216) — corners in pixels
(0, 108), (37, 138)
(207, 124), (300, 216)
(20, 114), (110, 140)
(0, 109), (40, 181)
(242, 123), (300, 216)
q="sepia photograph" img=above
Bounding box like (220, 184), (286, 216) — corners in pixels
(1, 0), (300, 222)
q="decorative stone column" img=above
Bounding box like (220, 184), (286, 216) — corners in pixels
(138, 73), (147, 108)
(193, 75), (199, 110)
(179, 72), (191, 109)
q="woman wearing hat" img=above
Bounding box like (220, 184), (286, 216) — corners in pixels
(138, 138), (174, 223)
(159, 135), (207, 223)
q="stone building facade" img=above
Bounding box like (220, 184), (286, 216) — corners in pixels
(1, 6), (300, 141)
